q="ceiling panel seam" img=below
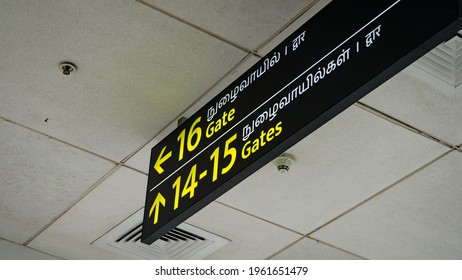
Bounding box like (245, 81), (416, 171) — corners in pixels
(122, 163), (148, 176)
(0, 115), (118, 165)
(254, 0), (326, 55)
(355, 102), (456, 149)
(264, 237), (304, 260)
(183, 53), (261, 113)
(90, 206), (143, 245)
(0, 237), (63, 260)
(135, 0), (253, 54)
(214, 201), (305, 236)
(304, 150), (453, 237)
(177, 53), (260, 118)
(120, 139), (155, 165)
(22, 164), (124, 246)
(120, 53), (260, 168)
(304, 236), (368, 260)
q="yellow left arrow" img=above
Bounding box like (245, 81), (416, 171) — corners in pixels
(149, 192), (166, 225)
(154, 146), (172, 174)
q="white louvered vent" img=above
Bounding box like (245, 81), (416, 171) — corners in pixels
(94, 209), (229, 259)
(404, 31), (462, 97)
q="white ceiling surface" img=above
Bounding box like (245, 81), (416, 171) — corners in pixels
(1, 0), (461, 260)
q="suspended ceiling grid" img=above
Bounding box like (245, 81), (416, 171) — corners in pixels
(1, 0), (461, 260)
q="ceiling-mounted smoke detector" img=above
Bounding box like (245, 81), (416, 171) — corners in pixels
(59, 62), (77, 76)
(274, 153), (295, 174)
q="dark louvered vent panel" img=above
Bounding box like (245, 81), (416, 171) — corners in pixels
(94, 209), (229, 259)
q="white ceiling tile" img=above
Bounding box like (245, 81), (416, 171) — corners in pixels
(0, 239), (59, 260)
(1, 0), (460, 261)
(271, 238), (361, 260)
(217, 105), (449, 234)
(125, 54), (260, 173)
(0, 0), (246, 161)
(28, 166), (147, 259)
(185, 202), (301, 259)
(0, 120), (115, 244)
(256, 0), (331, 56)
(142, 0), (315, 50)
(312, 151), (462, 259)
(361, 71), (462, 146)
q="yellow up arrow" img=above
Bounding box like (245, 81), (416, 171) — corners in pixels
(149, 192), (166, 225)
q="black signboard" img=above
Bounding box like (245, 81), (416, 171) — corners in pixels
(142, 0), (462, 244)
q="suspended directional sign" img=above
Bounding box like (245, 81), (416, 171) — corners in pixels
(141, 0), (462, 244)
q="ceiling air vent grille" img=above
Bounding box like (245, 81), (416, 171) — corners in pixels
(94, 209), (229, 260)
(404, 31), (462, 97)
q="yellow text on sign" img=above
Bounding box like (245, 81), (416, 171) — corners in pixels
(206, 108), (235, 138)
(242, 121), (283, 159)
(177, 116), (202, 161)
(149, 192), (166, 225)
